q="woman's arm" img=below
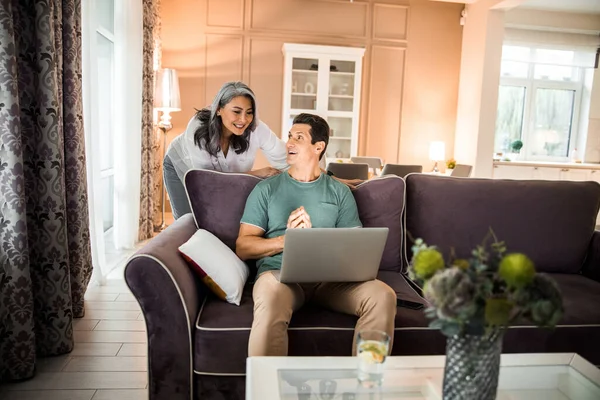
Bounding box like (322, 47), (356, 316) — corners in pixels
(255, 121), (289, 171)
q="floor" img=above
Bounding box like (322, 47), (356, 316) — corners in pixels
(0, 214), (177, 400)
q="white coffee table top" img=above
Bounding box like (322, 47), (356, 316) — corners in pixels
(246, 353), (600, 400)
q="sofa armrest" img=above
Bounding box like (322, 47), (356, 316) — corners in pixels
(582, 230), (600, 283)
(124, 213), (204, 400)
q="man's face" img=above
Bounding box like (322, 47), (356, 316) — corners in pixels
(286, 123), (323, 166)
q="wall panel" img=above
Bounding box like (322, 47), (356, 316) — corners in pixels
(366, 45), (406, 164)
(250, 0), (368, 37)
(205, 34), (244, 100)
(207, 0), (244, 28)
(249, 39), (285, 135)
(373, 4), (408, 41)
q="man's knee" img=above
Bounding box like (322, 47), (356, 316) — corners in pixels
(366, 281), (397, 313)
(253, 274), (296, 318)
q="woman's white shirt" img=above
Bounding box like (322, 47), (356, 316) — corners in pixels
(166, 116), (289, 181)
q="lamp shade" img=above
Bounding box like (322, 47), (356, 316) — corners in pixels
(154, 68), (181, 111)
(429, 141), (445, 161)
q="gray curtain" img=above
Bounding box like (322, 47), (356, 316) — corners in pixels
(0, 0), (92, 381)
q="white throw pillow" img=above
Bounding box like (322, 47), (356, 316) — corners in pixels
(178, 229), (249, 306)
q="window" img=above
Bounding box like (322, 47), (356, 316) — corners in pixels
(94, 0), (116, 232)
(494, 45), (590, 161)
(83, 0), (142, 283)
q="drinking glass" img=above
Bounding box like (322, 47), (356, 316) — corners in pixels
(356, 330), (390, 387)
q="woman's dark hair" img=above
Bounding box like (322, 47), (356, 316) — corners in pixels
(193, 81), (258, 157)
(292, 113), (330, 160)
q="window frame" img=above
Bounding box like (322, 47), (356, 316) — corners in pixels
(497, 45), (586, 163)
(93, 1), (116, 234)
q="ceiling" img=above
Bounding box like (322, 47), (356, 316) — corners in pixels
(520, 0), (600, 14)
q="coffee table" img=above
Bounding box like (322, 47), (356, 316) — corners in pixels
(246, 353), (600, 399)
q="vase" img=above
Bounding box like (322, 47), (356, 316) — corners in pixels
(442, 330), (503, 400)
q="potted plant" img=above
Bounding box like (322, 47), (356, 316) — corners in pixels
(508, 140), (523, 161)
(408, 232), (563, 400)
(445, 159), (456, 175)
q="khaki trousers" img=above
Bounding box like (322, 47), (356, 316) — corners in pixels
(248, 271), (397, 357)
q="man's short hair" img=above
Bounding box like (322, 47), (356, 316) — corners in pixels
(292, 113), (329, 160)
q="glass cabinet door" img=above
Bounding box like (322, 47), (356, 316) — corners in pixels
(328, 60), (355, 113)
(291, 58), (319, 111)
(326, 116), (352, 159)
(326, 60), (356, 159)
(282, 44), (365, 163)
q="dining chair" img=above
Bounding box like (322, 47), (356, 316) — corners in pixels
(380, 164), (423, 178)
(326, 162), (369, 180)
(350, 156), (384, 171)
(451, 164), (473, 178)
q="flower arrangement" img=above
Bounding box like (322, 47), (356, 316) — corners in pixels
(446, 159), (456, 170)
(408, 231), (564, 337)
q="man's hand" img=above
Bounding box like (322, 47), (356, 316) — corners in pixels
(287, 206), (312, 229)
(250, 167), (281, 178)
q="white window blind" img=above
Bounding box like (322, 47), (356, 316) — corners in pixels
(504, 28), (599, 67)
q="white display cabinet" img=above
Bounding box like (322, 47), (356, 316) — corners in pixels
(281, 43), (365, 164)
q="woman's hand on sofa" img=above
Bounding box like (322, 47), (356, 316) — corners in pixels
(249, 167), (282, 178)
(333, 176), (364, 189)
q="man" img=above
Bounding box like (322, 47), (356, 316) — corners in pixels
(236, 113), (396, 357)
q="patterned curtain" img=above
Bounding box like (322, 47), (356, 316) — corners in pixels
(138, 0), (162, 240)
(0, 0), (92, 382)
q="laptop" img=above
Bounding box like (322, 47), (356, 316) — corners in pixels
(278, 227), (389, 284)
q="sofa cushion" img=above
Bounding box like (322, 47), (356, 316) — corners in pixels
(405, 174), (600, 274)
(193, 271), (428, 375)
(179, 229), (249, 306)
(503, 273), (600, 365)
(353, 176), (406, 272)
(185, 170), (261, 250)
(193, 272), (600, 376)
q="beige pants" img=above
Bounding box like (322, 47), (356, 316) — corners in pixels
(248, 270), (397, 357)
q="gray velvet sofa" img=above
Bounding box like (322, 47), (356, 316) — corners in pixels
(124, 171), (600, 400)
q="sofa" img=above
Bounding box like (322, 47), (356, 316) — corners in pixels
(124, 171), (600, 400)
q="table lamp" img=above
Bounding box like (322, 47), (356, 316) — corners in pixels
(154, 68), (181, 230)
(429, 141), (445, 173)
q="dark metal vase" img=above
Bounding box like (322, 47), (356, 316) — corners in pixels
(442, 330), (503, 400)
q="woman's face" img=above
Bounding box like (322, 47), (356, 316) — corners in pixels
(218, 95), (254, 137)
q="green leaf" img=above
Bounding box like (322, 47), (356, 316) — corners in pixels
(440, 322), (461, 337)
(485, 298), (514, 326)
(430, 319), (445, 328)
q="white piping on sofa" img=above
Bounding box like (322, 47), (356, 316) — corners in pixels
(125, 254), (194, 400)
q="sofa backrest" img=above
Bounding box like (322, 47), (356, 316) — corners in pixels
(185, 170), (261, 250)
(353, 176), (405, 272)
(404, 174), (600, 274)
(184, 170), (405, 272)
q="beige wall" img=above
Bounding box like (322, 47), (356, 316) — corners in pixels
(160, 0), (463, 168)
(454, 0), (506, 178)
(398, 0), (463, 169)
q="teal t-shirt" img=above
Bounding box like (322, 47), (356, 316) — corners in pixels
(240, 171), (362, 276)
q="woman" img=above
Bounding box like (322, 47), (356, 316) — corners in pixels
(165, 81), (359, 219)
(164, 81), (290, 219)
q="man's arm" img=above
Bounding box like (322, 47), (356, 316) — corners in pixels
(235, 223), (284, 261)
